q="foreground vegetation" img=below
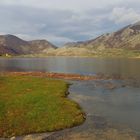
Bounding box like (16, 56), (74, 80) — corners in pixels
(0, 75), (84, 137)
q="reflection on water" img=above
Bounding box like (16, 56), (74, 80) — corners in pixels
(69, 80), (140, 132)
(42, 80), (140, 140)
(1, 57), (140, 139)
(0, 57), (140, 79)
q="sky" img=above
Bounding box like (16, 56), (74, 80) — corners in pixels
(0, 0), (140, 46)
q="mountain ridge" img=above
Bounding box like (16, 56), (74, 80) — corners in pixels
(62, 22), (140, 50)
(1, 21), (140, 56)
(0, 34), (57, 55)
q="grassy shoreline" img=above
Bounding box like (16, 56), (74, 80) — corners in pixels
(0, 74), (85, 138)
(8, 48), (140, 58)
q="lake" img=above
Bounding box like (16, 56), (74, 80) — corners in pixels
(1, 57), (140, 139)
(0, 57), (140, 79)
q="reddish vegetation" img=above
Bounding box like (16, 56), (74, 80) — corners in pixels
(0, 72), (123, 80)
(1, 72), (99, 80)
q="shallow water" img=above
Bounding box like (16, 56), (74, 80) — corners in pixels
(37, 80), (140, 140)
(69, 80), (140, 132)
(44, 79), (140, 140)
(0, 57), (140, 139)
(13, 79), (140, 140)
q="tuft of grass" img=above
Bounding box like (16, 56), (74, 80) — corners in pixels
(0, 75), (85, 138)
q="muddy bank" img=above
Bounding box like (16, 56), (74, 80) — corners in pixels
(1, 72), (140, 88)
(0, 72), (131, 80)
(45, 116), (138, 140)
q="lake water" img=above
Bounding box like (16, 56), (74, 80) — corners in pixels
(1, 57), (140, 139)
(0, 57), (140, 79)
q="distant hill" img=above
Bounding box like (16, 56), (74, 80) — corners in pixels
(62, 21), (140, 50)
(1, 21), (140, 57)
(0, 35), (57, 55)
(53, 21), (140, 56)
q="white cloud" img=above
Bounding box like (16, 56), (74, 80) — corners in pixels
(0, 0), (130, 11)
(0, 0), (140, 45)
(16, 33), (74, 45)
(110, 7), (140, 24)
(44, 35), (75, 44)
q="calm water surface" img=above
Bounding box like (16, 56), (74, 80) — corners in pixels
(1, 57), (140, 139)
(0, 57), (140, 79)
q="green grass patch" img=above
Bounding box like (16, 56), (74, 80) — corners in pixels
(93, 48), (140, 57)
(15, 48), (140, 58)
(0, 75), (85, 137)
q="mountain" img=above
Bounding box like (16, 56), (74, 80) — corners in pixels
(27, 40), (57, 54)
(63, 22), (140, 50)
(0, 35), (57, 55)
(54, 22), (140, 56)
(1, 21), (140, 57)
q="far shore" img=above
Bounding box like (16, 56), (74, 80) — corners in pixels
(1, 55), (140, 59)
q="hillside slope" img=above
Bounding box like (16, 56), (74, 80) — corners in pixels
(53, 22), (140, 57)
(63, 22), (140, 50)
(0, 35), (57, 55)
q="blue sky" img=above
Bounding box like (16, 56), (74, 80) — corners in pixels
(0, 0), (140, 46)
